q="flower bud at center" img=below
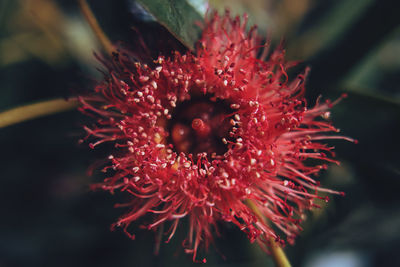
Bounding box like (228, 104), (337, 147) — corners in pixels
(191, 118), (211, 138)
(168, 97), (234, 157)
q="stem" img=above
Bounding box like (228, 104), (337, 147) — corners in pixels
(246, 199), (292, 267)
(77, 0), (113, 55)
(268, 238), (292, 267)
(0, 98), (78, 128)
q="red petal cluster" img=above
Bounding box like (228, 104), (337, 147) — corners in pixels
(79, 11), (355, 261)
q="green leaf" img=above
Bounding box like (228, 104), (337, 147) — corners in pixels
(287, 0), (374, 61)
(136, 0), (203, 50)
(331, 90), (400, 188)
(304, 0), (400, 92)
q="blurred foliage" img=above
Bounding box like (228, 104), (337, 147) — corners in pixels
(0, 0), (399, 267)
(0, 0), (100, 68)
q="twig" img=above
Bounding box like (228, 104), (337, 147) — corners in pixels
(77, 0), (113, 55)
(246, 199), (292, 267)
(0, 98), (78, 128)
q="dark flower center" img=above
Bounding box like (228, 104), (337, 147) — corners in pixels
(168, 97), (233, 157)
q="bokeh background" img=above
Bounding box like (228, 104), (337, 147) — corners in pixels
(0, 0), (399, 266)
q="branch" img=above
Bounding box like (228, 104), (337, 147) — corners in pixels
(0, 98), (78, 128)
(246, 199), (292, 267)
(77, 0), (113, 55)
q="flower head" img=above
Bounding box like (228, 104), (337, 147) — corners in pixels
(79, 11), (355, 262)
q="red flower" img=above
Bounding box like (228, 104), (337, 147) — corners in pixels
(79, 11), (355, 262)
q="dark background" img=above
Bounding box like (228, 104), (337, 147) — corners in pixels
(0, 0), (399, 266)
